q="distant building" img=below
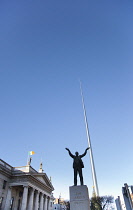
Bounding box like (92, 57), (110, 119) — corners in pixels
(122, 183), (133, 210)
(53, 196), (67, 210)
(54, 197), (65, 205)
(115, 196), (123, 210)
(116, 183), (133, 210)
(52, 203), (66, 210)
(58, 197), (65, 206)
(54, 198), (59, 204)
(0, 159), (54, 210)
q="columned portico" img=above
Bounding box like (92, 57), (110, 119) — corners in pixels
(21, 186), (28, 210)
(0, 159), (54, 210)
(27, 187), (35, 210)
(4, 186), (12, 210)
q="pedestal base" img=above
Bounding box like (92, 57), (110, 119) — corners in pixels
(69, 185), (90, 210)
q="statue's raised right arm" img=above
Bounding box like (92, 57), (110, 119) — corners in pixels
(65, 148), (74, 158)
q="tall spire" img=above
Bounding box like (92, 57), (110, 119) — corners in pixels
(80, 81), (99, 196)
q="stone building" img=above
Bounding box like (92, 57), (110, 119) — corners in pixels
(53, 196), (67, 210)
(0, 159), (54, 210)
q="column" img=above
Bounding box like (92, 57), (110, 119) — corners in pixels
(44, 195), (48, 210)
(40, 193), (44, 210)
(34, 190), (39, 210)
(4, 186), (12, 210)
(21, 186), (28, 210)
(27, 188), (35, 210)
(14, 189), (19, 210)
(48, 197), (51, 210)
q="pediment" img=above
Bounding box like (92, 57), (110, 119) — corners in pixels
(33, 173), (54, 190)
(36, 176), (47, 185)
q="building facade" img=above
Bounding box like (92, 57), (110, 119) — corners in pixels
(53, 196), (67, 210)
(115, 196), (123, 210)
(0, 159), (54, 210)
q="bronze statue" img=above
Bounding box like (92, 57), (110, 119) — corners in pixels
(65, 147), (90, 186)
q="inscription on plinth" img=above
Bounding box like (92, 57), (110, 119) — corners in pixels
(69, 185), (90, 210)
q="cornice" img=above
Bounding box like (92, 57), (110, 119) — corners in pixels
(10, 173), (54, 193)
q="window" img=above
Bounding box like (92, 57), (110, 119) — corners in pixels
(3, 180), (7, 189)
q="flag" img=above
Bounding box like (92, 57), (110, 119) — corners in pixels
(28, 151), (35, 155)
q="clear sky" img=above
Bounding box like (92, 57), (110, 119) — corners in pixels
(0, 0), (133, 201)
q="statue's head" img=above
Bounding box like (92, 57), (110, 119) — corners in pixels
(75, 152), (79, 156)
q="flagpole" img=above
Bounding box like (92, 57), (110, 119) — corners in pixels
(26, 151), (35, 165)
(27, 152), (29, 165)
(79, 81), (99, 196)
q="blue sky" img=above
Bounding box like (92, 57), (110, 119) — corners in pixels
(0, 0), (133, 200)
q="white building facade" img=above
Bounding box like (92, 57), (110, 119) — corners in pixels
(0, 159), (54, 210)
(53, 204), (66, 210)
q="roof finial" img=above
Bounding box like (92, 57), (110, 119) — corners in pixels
(50, 176), (52, 182)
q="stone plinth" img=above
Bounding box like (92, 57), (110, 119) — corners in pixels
(69, 185), (90, 210)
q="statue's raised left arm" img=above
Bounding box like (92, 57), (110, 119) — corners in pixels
(80, 147), (90, 158)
